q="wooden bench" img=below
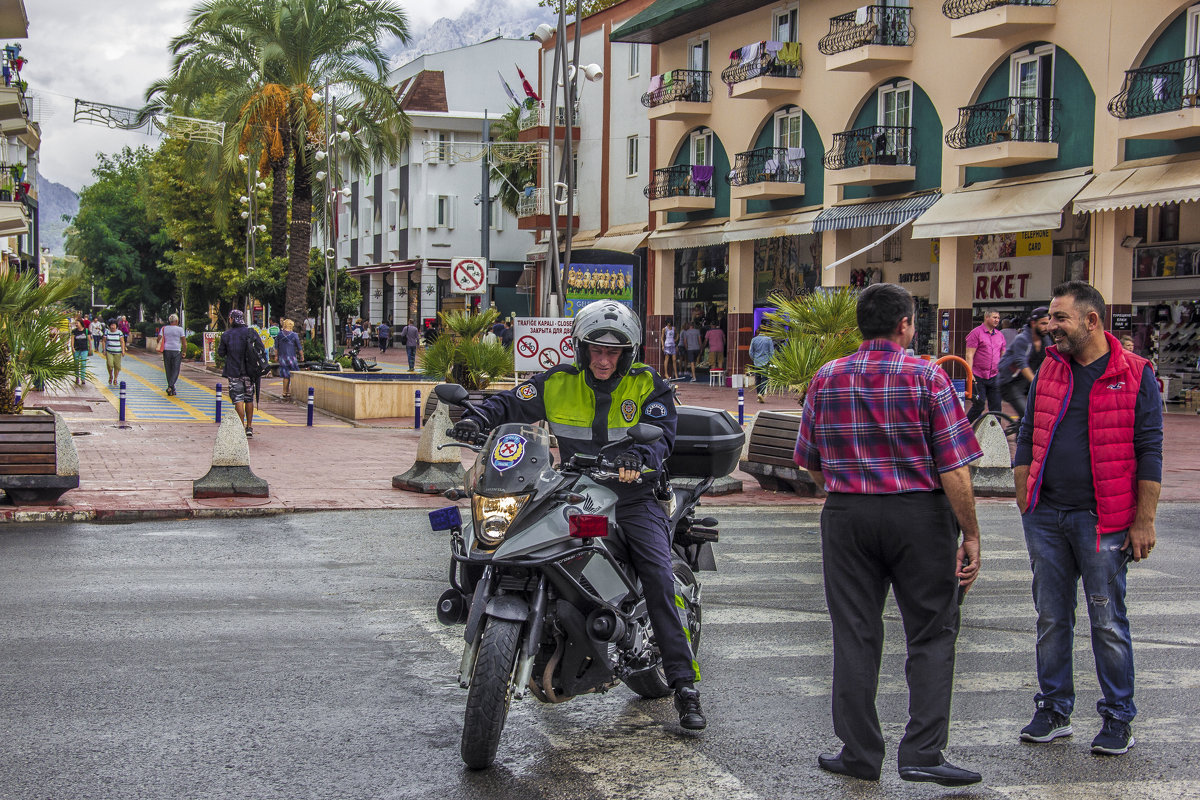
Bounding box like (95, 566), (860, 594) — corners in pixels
(0, 408), (79, 505)
(738, 410), (821, 496)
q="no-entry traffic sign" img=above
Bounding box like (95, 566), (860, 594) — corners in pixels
(450, 257), (487, 294)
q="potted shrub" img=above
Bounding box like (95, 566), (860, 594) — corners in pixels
(419, 308), (512, 391)
(755, 287), (862, 402)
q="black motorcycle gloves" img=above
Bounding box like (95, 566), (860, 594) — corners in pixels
(451, 417), (482, 443)
(613, 450), (643, 473)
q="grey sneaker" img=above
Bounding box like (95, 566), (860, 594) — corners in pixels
(1091, 718), (1134, 755)
(1020, 709), (1073, 743)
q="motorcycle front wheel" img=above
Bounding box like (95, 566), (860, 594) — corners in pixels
(460, 616), (523, 769)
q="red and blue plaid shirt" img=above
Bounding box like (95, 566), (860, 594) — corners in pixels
(794, 340), (982, 494)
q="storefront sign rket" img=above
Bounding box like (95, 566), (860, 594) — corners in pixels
(974, 262), (1032, 300)
(513, 317), (574, 373)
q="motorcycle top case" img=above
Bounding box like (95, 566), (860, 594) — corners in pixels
(665, 405), (745, 479)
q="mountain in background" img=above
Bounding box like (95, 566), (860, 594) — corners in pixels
(391, 0), (554, 66)
(36, 171), (79, 257)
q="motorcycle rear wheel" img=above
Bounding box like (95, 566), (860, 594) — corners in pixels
(460, 617), (523, 769)
(624, 562), (702, 699)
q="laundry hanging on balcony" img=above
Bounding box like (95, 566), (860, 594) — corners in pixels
(778, 42), (800, 66)
(691, 165), (714, 194)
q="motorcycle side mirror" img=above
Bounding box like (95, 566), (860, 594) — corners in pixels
(436, 383), (470, 406)
(627, 423), (663, 445)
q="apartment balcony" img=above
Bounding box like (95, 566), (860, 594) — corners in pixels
(1109, 56), (1200, 140)
(942, 0), (1057, 39)
(728, 147), (805, 200)
(516, 101), (581, 142)
(824, 125), (915, 186)
(516, 187), (579, 231)
(945, 96), (1061, 167)
(641, 70), (712, 121)
(719, 42), (802, 100)
(645, 164), (715, 213)
(818, 6), (913, 72)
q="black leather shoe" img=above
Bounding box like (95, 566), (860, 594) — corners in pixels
(899, 760), (982, 787)
(818, 753), (879, 781)
(673, 687), (706, 730)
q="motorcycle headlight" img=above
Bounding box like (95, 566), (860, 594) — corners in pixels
(471, 494), (529, 548)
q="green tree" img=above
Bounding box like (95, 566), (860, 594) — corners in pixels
(420, 308), (512, 390)
(65, 147), (173, 319)
(146, 0), (413, 327)
(756, 288), (862, 401)
(489, 105), (538, 217)
(537, 0), (623, 16)
(0, 271), (79, 413)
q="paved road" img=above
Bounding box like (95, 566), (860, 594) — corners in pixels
(2, 504), (1198, 799)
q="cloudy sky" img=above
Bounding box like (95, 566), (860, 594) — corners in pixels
(24, 0), (496, 192)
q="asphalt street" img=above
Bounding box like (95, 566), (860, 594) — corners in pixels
(2, 503), (1199, 800)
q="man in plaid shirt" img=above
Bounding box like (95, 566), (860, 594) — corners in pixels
(795, 283), (984, 788)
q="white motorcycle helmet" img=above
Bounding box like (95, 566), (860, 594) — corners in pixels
(571, 301), (642, 378)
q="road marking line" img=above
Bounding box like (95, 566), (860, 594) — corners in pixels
(990, 780), (1200, 800)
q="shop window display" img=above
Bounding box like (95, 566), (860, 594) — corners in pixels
(674, 245), (729, 328)
(1134, 243), (1200, 278)
(752, 235), (819, 305)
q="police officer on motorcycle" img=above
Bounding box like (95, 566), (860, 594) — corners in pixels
(451, 301), (706, 732)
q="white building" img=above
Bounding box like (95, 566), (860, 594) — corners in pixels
(334, 37), (539, 327)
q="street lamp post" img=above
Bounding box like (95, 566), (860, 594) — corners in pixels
(238, 152), (268, 322)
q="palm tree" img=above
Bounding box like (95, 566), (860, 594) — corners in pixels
(0, 271), (79, 414)
(420, 309), (513, 391)
(756, 288), (862, 401)
(146, 0), (412, 325)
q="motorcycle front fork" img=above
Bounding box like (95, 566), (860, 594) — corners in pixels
(457, 576), (548, 700)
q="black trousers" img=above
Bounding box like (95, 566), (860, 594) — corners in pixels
(162, 350), (182, 391)
(967, 375), (1002, 424)
(821, 491), (962, 774)
(615, 492), (699, 687)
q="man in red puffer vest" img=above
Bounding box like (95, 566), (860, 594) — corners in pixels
(1012, 281), (1163, 758)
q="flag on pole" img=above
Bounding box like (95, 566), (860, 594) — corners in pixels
(498, 71), (520, 107)
(515, 64), (539, 102)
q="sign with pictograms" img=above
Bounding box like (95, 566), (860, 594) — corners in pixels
(514, 317), (573, 372)
(450, 257), (487, 294)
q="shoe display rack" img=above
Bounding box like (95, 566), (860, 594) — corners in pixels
(1157, 320), (1200, 401)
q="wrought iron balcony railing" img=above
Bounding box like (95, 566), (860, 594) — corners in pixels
(945, 96), (1061, 149)
(517, 186), (578, 217)
(727, 147), (804, 186)
(1108, 56), (1200, 120)
(823, 125), (914, 170)
(720, 42), (802, 88)
(641, 70), (712, 108)
(941, 0), (1056, 20)
(644, 164), (716, 201)
(517, 101), (581, 131)
(818, 5), (914, 56)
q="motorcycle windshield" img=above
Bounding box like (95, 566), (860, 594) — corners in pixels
(467, 423), (559, 496)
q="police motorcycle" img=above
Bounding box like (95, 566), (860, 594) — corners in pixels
(429, 383), (742, 769)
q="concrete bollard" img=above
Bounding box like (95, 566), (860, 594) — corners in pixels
(970, 415), (1015, 497)
(392, 398), (465, 494)
(192, 414), (270, 498)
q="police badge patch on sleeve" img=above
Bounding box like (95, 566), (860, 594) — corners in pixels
(620, 399), (638, 422)
(516, 383), (537, 401)
(645, 401), (667, 419)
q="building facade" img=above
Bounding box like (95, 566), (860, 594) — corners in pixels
(333, 37), (538, 328)
(611, 0), (1200, 400)
(0, 1), (37, 278)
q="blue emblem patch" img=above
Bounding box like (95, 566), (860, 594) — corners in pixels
(645, 402), (667, 419)
(490, 434), (527, 472)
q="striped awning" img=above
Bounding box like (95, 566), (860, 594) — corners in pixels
(812, 193), (941, 233)
(345, 259), (420, 277)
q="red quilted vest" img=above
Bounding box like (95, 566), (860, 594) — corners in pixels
(1026, 331), (1148, 538)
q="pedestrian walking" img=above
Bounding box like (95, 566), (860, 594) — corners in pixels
(71, 318), (92, 386)
(275, 319), (302, 400)
(661, 321), (677, 380)
(680, 322), (701, 381)
(117, 315), (130, 346)
(217, 310), (262, 438)
(996, 307), (1051, 422)
(965, 309), (1006, 424)
(400, 321), (420, 371)
(304, 315), (316, 340)
(103, 318), (126, 386)
(378, 319), (391, 353)
(704, 323), (726, 371)
(89, 318), (103, 351)
(501, 318), (514, 348)
(795, 283), (984, 787)
(749, 327), (774, 402)
(158, 314), (186, 396)
(1013, 281), (1163, 756)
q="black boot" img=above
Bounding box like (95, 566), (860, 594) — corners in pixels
(673, 686), (706, 731)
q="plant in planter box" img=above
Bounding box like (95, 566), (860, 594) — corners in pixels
(419, 308), (512, 391)
(756, 287), (862, 402)
(0, 270), (79, 414)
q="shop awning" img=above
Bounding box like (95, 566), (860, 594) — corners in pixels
(647, 219), (728, 251)
(1073, 158), (1200, 214)
(911, 172), (1092, 239)
(592, 222), (649, 253)
(723, 210), (820, 243)
(812, 193), (941, 233)
(0, 204), (28, 238)
(525, 242), (548, 262)
(569, 229), (602, 249)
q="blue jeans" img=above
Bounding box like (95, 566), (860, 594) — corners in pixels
(406, 345), (417, 371)
(1022, 504), (1136, 722)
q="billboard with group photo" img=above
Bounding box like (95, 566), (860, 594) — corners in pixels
(560, 262), (633, 316)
